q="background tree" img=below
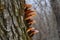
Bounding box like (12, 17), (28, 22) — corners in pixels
(25, 0), (59, 40)
(51, 0), (60, 39)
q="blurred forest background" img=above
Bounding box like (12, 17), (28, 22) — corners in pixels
(0, 0), (60, 40)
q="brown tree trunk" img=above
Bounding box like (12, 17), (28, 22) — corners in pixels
(0, 0), (31, 40)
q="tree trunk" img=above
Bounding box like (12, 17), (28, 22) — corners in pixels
(50, 0), (60, 39)
(0, 0), (31, 40)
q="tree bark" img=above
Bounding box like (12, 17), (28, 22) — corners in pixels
(0, 0), (31, 40)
